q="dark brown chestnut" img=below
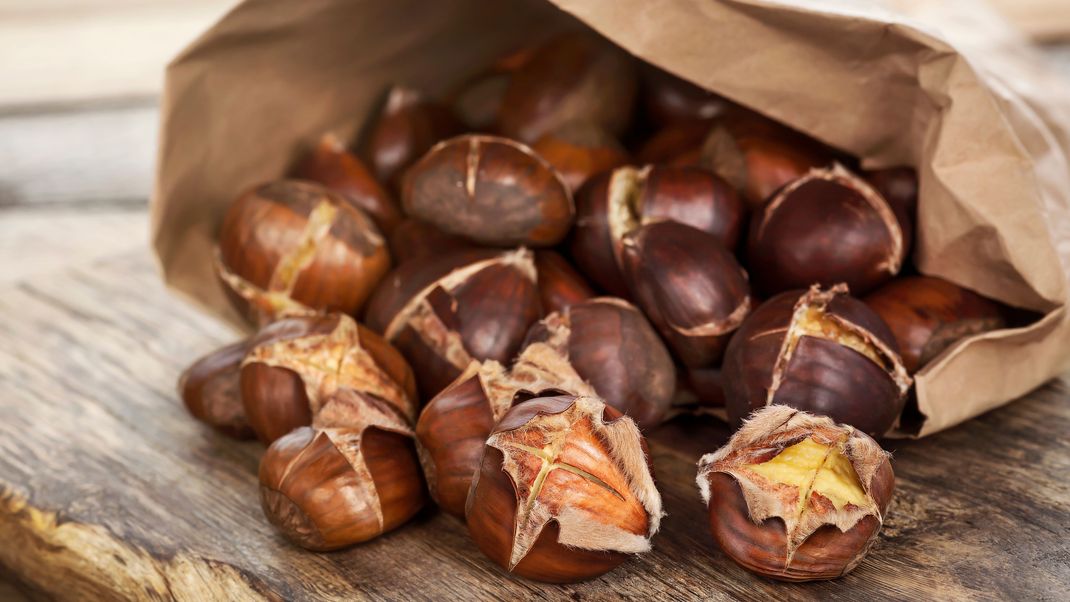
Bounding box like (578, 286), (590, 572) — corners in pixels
(216, 180), (390, 325)
(534, 250), (595, 314)
(498, 32), (638, 144)
(402, 135), (574, 247)
(620, 220), (752, 368)
(449, 45), (535, 131)
(722, 284), (912, 437)
(640, 65), (729, 126)
(178, 340), (254, 439)
(531, 122), (629, 194)
(387, 218), (473, 266)
(866, 167), (918, 257)
(636, 120), (712, 166)
(864, 276), (1006, 373)
(696, 405), (895, 581)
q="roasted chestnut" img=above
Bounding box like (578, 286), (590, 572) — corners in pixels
(360, 86), (462, 189)
(450, 45), (535, 131)
(531, 122), (629, 194)
(722, 284), (911, 437)
(636, 120), (712, 166)
(747, 165), (907, 296)
(533, 250), (594, 314)
(466, 394), (662, 582)
(696, 405), (894, 581)
(387, 218), (472, 266)
(402, 135), (574, 247)
(640, 65), (728, 126)
(178, 340), (254, 439)
(216, 180), (390, 325)
(866, 167), (918, 257)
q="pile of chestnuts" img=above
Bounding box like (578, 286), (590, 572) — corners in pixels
(179, 30), (1012, 584)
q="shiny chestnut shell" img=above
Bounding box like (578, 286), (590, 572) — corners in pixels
(360, 86), (462, 189)
(531, 122), (629, 194)
(640, 65), (728, 126)
(533, 250), (594, 314)
(178, 340), (254, 439)
(387, 219), (472, 266)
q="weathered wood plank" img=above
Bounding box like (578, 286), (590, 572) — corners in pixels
(0, 249), (1066, 600)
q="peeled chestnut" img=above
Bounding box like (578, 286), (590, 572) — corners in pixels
(620, 220), (751, 368)
(533, 250), (594, 314)
(697, 405), (894, 581)
(722, 284), (911, 437)
(864, 276), (1006, 374)
(571, 165), (745, 297)
(466, 394), (663, 583)
(402, 135), (574, 247)
(387, 219), (472, 266)
(498, 32), (638, 143)
(364, 248), (543, 398)
(240, 312), (418, 444)
(747, 165), (906, 296)
(640, 65), (728, 126)
(259, 389), (426, 551)
(178, 340), (254, 439)
(216, 180), (390, 325)
(290, 133), (402, 233)
(531, 122), (629, 194)
(360, 86), (462, 189)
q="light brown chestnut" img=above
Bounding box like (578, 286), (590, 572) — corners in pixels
(621, 220), (752, 368)
(466, 394), (663, 583)
(402, 135), (574, 247)
(216, 180), (390, 325)
(531, 122), (629, 194)
(697, 405), (895, 581)
(722, 284), (911, 437)
(533, 250), (594, 314)
(178, 340), (254, 439)
(864, 276), (1006, 373)
(360, 86), (462, 189)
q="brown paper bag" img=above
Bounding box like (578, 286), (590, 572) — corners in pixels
(150, 0), (1070, 437)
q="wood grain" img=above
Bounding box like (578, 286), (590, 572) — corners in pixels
(0, 249), (1067, 600)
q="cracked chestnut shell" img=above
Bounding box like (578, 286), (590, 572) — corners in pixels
(531, 122), (629, 194)
(533, 250), (594, 314)
(640, 65), (729, 126)
(216, 180), (390, 325)
(498, 32), (638, 144)
(259, 389), (426, 551)
(364, 248), (543, 398)
(360, 86), (462, 189)
(178, 340), (254, 439)
(571, 165), (745, 297)
(621, 220), (751, 368)
(402, 135), (574, 247)
(723, 285), (911, 437)
(240, 313), (418, 444)
(697, 405), (895, 581)
(864, 276), (1006, 373)
(747, 165), (906, 296)
(465, 394), (663, 583)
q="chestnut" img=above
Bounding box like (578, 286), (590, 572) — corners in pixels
(864, 276), (1006, 374)
(177, 340), (254, 439)
(533, 250), (594, 314)
(571, 165), (745, 297)
(450, 45), (535, 131)
(747, 165), (906, 296)
(620, 221), (752, 368)
(636, 120), (712, 166)
(216, 180), (390, 325)
(531, 122), (629, 194)
(259, 389), (426, 551)
(359, 86), (462, 189)
(640, 65), (728, 126)
(498, 32), (638, 144)
(387, 219), (472, 266)
(364, 248), (542, 398)
(290, 133), (402, 234)
(696, 405), (894, 581)
(722, 284), (911, 437)
(866, 167), (918, 257)
(466, 394), (663, 583)
(240, 312), (418, 444)
(402, 135), (574, 247)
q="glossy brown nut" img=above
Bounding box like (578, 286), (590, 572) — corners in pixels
(621, 221), (751, 368)
(466, 395), (662, 583)
(640, 65), (729, 126)
(449, 45), (535, 131)
(686, 367), (727, 410)
(290, 133), (402, 234)
(240, 313), (418, 444)
(636, 120), (712, 166)
(178, 340), (255, 439)
(531, 122), (629, 194)
(498, 32), (638, 144)
(387, 219), (473, 266)
(360, 86), (463, 189)
(402, 135), (574, 247)
(864, 276), (1006, 373)
(534, 250), (594, 314)
(216, 180), (390, 325)
(866, 167), (918, 257)
(747, 165), (906, 296)
(364, 248), (543, 398)
(722, 285), (912, 437)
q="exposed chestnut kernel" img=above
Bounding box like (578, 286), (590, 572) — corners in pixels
(864, 276), (1006, 373)
(533, 250), (595, 314)
(216, 180), (390, 325)
(178, 340), (255, 439)
(621, 220), (752, 368)
(402, 135), (574, 247)
(240, 312), (417, 444)
(640, 65), (729, 126)
(364, 248), (542, 398)
(722, 284), (911, 437)
(498, 32), (638, 144)
(360, 86), (463, 189)
(290, 133), (402, 234)
(636, 120), (712, 166)
(387, 219), (473, 266)
(865, 167), (918, 257)
(259, 389), (426, 551)
(697, 405), (895, 581)
(747, 165), (906, 296)
(466, 394), (663, 583)
(531, 122), (629, 194)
